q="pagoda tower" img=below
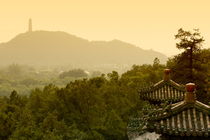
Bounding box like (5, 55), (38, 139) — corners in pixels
(28, 18), (32, 32)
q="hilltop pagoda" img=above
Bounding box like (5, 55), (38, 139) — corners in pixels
(139, 69), (185, 104)
(28, 18), (32, 32)
(148, 83), (210, 139)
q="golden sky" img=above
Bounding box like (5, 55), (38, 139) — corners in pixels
(0, 0), (210, 56)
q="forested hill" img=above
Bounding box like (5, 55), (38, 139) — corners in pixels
(0, 31), (167, 65)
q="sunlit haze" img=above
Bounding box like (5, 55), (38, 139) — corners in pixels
(0, 0), (210, 56)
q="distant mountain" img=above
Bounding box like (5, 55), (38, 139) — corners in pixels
(0, 31), (167, 66)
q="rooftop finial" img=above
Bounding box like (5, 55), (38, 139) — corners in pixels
(164, 69), (171, 81)
(28, 18), (32, 32)
(185, 83), (196, 103)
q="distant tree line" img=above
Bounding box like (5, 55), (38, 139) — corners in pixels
(59, 69), (88, 79)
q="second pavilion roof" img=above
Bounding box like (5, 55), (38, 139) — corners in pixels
(139, 69), (185, 104)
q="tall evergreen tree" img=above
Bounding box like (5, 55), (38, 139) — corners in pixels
(167, 28), (209, 103)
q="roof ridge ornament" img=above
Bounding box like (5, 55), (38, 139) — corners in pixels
(185, 83), (196, 103)
(163, 69), (171, 81)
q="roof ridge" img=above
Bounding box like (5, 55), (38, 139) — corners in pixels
(153, 80), (164, 87)
(151, 100), (210, 121)
(152, 80), (184, 91)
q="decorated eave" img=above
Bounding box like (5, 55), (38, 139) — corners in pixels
(139, 69), (185, 104)
(148, 83), (210, 137)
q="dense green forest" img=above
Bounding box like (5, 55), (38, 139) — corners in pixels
(0, 62), (165, 140)
(0, 29), (209, 140)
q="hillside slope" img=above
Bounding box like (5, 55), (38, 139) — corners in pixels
(0, 31), (167, 66)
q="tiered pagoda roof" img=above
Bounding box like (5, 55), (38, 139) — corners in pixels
(148, 83), (210, 138)
(139, 69), (185, 104)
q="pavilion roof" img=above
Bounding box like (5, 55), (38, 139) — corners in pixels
(148, 83), (210, 137)
(139, 69), (185, 104)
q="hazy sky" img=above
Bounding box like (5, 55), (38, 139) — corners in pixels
(0, 0), (210, 56)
